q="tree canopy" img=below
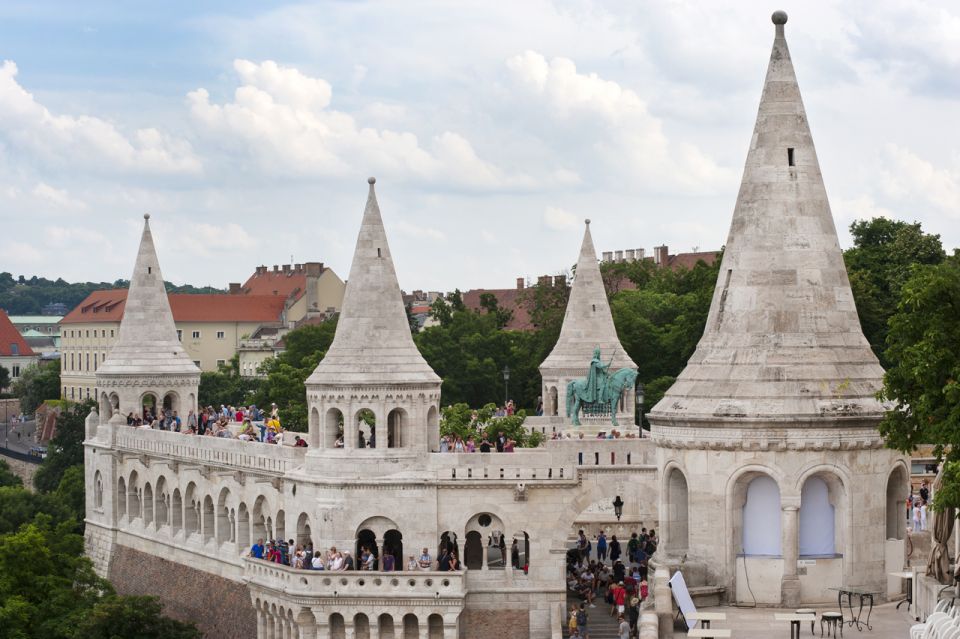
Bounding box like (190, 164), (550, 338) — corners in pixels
(12, 360), (61, 415)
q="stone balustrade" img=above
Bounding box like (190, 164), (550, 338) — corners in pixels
(244, 558), (466, 599)
(114, 427), (305, 475)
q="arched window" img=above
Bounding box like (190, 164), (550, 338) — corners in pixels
(117, 477), (126, 518)
(128, 471), (142, 521)
(297, 512), (312, 549)
(155, 477), (168, 527)
(665, 467), (690, 552)
(742, 475), (780, 555)
(886, 466), (909, 540)
(799, 476), (835, 556)
(324, 408), (343, 449)
(202, 495), (215, 542)
(355, 409), (375, 449)
(184, 484), (199, 535)
(216, 489), (231, 545)
(171, 488), (183, 533)
(237, 503), (251, 551)
(387, 408), (407, 449)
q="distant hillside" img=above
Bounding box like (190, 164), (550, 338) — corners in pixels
(0, 272), (226, 315)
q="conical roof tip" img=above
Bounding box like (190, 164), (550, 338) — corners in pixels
(98, 215), (200, 376)
(307, 178), (440, 386)
(649, 12), (885, 426)
(540, 220), (636, 373)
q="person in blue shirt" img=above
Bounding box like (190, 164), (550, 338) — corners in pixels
(596, 530), (608, 563)
(250, 538), (265, 559)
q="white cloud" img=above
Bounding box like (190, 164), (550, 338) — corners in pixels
(394, 220), (445, 241)
(32, 182), (87, 210)
(177, 222), (257, 254)
(881, 144), (960, 216)
(47, 226), (108, 248)
(543, 205), (579, 230)
(0, 60), (201, 175)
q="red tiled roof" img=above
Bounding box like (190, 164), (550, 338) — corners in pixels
(666, 251), (719, 270)
(61, 290), (288, 324)
(0, 309), (35, 356)
(409, 304), (432, 314)
(240, 266), (319, 301)
(461, 288), (535, 331)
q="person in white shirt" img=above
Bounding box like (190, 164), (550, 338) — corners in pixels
(311, 551), (324, 570)
(920, 500), (928, 531)
(913, 502), (922, 531)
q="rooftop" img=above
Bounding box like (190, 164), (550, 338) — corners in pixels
(61, 289), (289, 324)
(0, 309), (36, 357)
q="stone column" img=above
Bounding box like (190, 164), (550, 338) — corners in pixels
(256, 608), (266, 639)
(418, 618), (429, 639)
(343, 618), (355, 639)
(314, 617), (329, 639)
(344, 401), (355, 450)
(482, 542), (489, 570)
(376, 538), (384, 571)
(442, 623), (458, 639)
(781, 504), (801, 607)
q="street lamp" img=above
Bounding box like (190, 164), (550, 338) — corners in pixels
(635, 381), (645, 438)
(613, 496), (624, 521)
(502, 365), (510, 406)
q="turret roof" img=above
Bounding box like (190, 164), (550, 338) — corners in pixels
(649, 12), (886, 425)
(307, 179), (440, 386)
(97, 215), (200, 376)
(540, 220), (636, 373)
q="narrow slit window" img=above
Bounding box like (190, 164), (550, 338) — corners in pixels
(377, 248), (381, 257)
(592, 304), (596, 312)
(787, 148), (795, 167)
(147, 266), (152, 274)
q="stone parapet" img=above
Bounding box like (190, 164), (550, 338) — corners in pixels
(650, 424), (885, 451)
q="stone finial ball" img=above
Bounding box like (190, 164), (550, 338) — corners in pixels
(585, 218), (591, 225)
(144, 213), (151, 220)
(772, 10), (788, 25)
(368, 177), (376, 185)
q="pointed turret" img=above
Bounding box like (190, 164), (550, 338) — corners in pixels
(98, 215), (199, 376)
(540, 220), (636, 373)
(650, 12), (886, 425)
(307, 178), (440, 385)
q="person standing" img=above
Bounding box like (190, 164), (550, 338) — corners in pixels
(597, 531), (608, 563)
(618, 614), (630, 639)
(576, 604), (590, 639)
(913, 501), (922, 531)
(920, 500), (928, 531)
(609, 535), (621, 563)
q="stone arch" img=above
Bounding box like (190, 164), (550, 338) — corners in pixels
(427, 405), (439, 449)
(237, 502), (251, 551)
(511, 530), (530, 570)
(187, 393), (196, 414)
(383, 529), (403, 570)
(799, 474), (840, 557)
(402, 614), (419, 639)
(184, 483), (199, 536)
(329, 613), (345, 639)
(109, 392), (119, 414)
(663, 463), (690, 553)
(216, 487), (232, 545)
(387, 407), (407, 448)
(439, 531), (460, 566)
(162, 391), (179, 414)
(128, 470), (142, 520)
(309, 406), (321, 448)
(143, 482), (154, 526)
(324, 407), (344, 449)
(355, 515), (400, 540)
(296, 512), (312, 549)
(202, 494), (215, 543)
(140, 392), (158, 419)
(171, 487), (183, 533)
(155, 476), (168, 527)
(355, 408), (376, 449)
(737, 472), (781, 556)
(354, 613), (370, 639)
(548, 386), (558, 416)
(464, 531), (484, 569)
(117, 476), (127, 519)
(378, 613), (396, 639)
(275, 509), (286, 542)
(252, 495), (270, 542)
(94, 470), (103, 509)
(886, 463), (910, 540)
(356, 529), (378, 565)
(465, 512), (506, 569)
(99, 392), (111, 420)
(428, 614), (443, 639)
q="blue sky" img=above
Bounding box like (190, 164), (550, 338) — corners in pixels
(2, 1), (959, 290)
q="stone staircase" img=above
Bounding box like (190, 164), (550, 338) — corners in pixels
(563, 596), (626, 638)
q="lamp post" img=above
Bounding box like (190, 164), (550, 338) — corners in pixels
(502, 365), (510, 406)
(635, 381), (645, 438)
(613, 496), (624, 521)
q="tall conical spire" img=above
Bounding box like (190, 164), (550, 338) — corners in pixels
(307, 178), (440, 385)
(650, 12), (886, 425)
(540, 219), (636, 373)
(98, 215), (199, 375)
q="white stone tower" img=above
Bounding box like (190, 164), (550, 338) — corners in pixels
(648, 11), (908, 606)
(539, 219), (637, 428)
(305, 178), (442, 456)
(95, 214), (200, 430)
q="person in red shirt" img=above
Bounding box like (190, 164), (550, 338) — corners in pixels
(614, 581), (627, 616)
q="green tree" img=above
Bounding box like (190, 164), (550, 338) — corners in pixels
(879, 254), (960, 509)
(440, 402), (543, 448)
(54, 465), (86, 527)
(198, 354), (262, 409)
(0, 487), (73, 535)
(0, 459), (22, 488)
(12, 360), (60, 414)
(72, 596), (202, 639)
(844, 218), (945, 365)
(0, 365), (10, 395)
(33, 400), (93, 493)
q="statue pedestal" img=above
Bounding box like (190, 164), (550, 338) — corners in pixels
(561, 414), (638, 438)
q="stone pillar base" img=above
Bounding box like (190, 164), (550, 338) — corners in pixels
(781, 576), (801, 607)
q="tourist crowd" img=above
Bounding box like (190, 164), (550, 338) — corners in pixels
(125, 403), (308, 447)
(566, 528), (657, 638)
(909, 479), (931, 532)
(438, 430), (518, 453)
(248, 540), (463, 572)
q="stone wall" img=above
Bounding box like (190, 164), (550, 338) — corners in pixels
(1, 454), (38, 488)
(109, 544), (256, 639)
(461, 608), (529, 639)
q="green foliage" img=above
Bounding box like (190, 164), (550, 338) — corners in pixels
(12, 360), (61, 415)
(0, 459), (22, 488)
(879, 255), (960, 509)
(0, 271), (223, 315)
(55, 466), (87, 526)
(440, 403), (544, 448)
(844, 218), (945, 366)
(0, 487), (74, 536)
(198, 355), (262, 409)
(33, 400), (93, 493)
(0, 365), (10, 394)
(72, 595), (203, 639)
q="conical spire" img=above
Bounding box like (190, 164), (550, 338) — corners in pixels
(307, 178), (440, 385)
(650, 12), (886, 425)
(98, 215), (200, 375)
(540, 220), (636, 373)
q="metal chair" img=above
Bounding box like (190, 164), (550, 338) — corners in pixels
(795, 608), (816, 636)
(820, 611), (842, 638)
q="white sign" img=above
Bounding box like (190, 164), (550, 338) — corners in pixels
(669, 570), (697, 630)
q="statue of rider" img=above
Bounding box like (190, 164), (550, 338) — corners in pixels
(584, 347), (609, 404)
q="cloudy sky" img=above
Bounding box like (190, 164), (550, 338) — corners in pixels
(1, 0), (958, 291)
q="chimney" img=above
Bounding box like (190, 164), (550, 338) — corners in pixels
(615, 250), (624, 263)
(304, 262), (321, 316)
(273, 265), (279, 272)
(538, 275), (551, 287)
(304, 262), (323, 277)
(553, 275), (565, 287)
(654, 245), (669, 265)
(294, 263), (303, 272)
(516, 277), (525, 290)
(282, 264), (291, 273)
(228, 282), (241, 294)
(636, 248), (645, 260)
(602, 251), (613, 262)
(625, 249), (635, 261)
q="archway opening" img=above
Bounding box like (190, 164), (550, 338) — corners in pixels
(202, 495), (215, 543)
(297, 512), (312, 550)
(356, 408), (375, 449)
(402, 614), (418, 639)
(324, 407), (344, 449)
(383, 529), (403, 571)
(238, 503), (250, 551)
(216, 489), (232, 545)
(275, 509), (286, 542)
(163, 391), (179, 414)
(143, 483), (154, 526)
(253, 497), (268, 543)
(741, 474), (781, 555)
(512, 531), (529, 570)
(427, 405), (439, 450)
(128, 471), (141, 521)
(309, 407), (320, 448)
(94, 471), (103, 510)
(428, 614), (443, 639)
(439, 531), (459, 567)
(184, 484), (199, 536)
(665, 466), (690, 553)
(172, 488), (182, 533)
(799, 475), (836, 556)
(354, 613), (370, 639)
(99, 392), (111, 421)
(117, 477), (126, 519)
(155, 477), (168, 527)
(329, 613), (345, 639)
(387, 408), (407, 449)
(141, 393), (157, 422)
(549, 386), (558, 416)
(887, 465), (909, 540)
(378, 613), (395, 639)
(464, 531), (483, 569)
(357, 529), (378, 566)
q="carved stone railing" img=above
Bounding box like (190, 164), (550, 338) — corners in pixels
(244, 558), (466, 599)
(113, 428), (305, 475)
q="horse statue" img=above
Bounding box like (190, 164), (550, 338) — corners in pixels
(566, 367), (638, 427)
